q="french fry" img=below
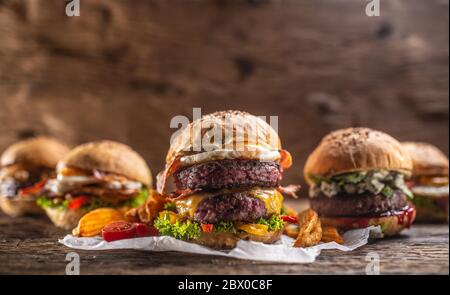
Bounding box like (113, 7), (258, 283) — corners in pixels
(321, 226), (344, 244)
(125, 190), (168, 224)
(72, 208), (124, 237)
(293, 209), (322, 248)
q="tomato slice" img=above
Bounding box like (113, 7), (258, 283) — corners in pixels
(135, 223), (159, 237)
(68, 196), (90, 210)
(102, 221), (137, 242)
(280, 149), (293, 170)
(280, 215), (298, 223)
(19, 179), (48, 197)
(201, 223), (214, 233)
(236, 223), (268, 236)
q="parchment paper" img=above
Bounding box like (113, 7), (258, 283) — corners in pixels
(60, 226), (381, 263)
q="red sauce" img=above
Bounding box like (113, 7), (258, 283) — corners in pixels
(395, 206), (416, 228)
(334, 206), (416, 229)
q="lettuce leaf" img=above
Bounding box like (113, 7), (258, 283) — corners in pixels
(154, 214), (201, 240)
(214, 221), (236, 233)
(257, 215), (284, 231)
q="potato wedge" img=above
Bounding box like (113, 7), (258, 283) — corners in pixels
(125, 190), (168, 224)
(321, 226), (344, 244)
(72, 208), (124, 237)
(293, 209), (322, 248)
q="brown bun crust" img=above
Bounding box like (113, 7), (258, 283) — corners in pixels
(58, 140), (152, 187)
(304, 128), (412, 185)
(319, 207), (416, 236)
(44, 208), (86, 230)
(1, 137), (69, 168)
(166, 110), (282, 165)
(0, 197), (43, 217)
(194, 229), (283, 249)
(402, 142), (449, 176)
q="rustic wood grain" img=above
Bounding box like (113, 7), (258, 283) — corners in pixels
(0, 210), (447, 275)
(0, 0), (448, 195)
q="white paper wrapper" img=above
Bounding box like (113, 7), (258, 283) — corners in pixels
(60, 226), (381, 263)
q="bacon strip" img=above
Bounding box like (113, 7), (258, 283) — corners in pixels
(277, 184), (301, 199)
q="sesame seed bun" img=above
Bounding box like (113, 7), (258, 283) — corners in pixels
(0, 197), (43, 217)
(402, 142), (449, 176)
(304, 128), (413, 185)
(44, 207), (86, 230)
(57, 140), (152, 187)
(166, 110), (282, 165)
(1, 137), (69, 169)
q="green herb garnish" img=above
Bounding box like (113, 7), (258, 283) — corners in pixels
(154, 215), (201, 240)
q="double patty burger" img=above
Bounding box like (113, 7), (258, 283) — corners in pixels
(0, 137), (69, 217)
(155, 111), (293, 249)
(304, 128), (415, 236)
(402, 142), (449, 223)
(38, 140), (152, 229)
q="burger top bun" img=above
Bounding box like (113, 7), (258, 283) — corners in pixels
(1, 137), (69, 168)
(304, 127), (412, 185)
(166, 110), (282, 165)
(58, 140), (152, 187)
(402, 142), (449, 176)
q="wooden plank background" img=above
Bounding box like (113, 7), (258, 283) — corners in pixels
(0, 0), (448, 194)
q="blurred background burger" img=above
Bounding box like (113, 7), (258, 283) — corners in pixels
(304, 128), (415, 236)
(38, 140), (152, 229)
(155, 110), (293, 249)
(402, 142), (449, 223)
(0, 137), (69, 217)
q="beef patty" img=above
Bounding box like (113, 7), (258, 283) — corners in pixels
(194, 192), (267, 224)
(310, 190), (409, 217)
(174, 159), (281, 191)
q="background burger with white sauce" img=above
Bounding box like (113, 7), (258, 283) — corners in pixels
(38, 140), (152, 229)
(0, 137), (69, 217)
(402, 142), (449, 223)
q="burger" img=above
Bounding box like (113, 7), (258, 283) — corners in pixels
(38, 140), (152, 229)
(304, 128), (415, 236)
(155, 110), (293, 249)
(402, 142), (448, 223)
(0, 137), (69, 217)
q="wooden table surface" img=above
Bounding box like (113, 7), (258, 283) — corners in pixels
(0, 210), (448, 275)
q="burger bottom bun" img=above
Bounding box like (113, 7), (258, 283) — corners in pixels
(319, 206), (416, 236)
(194, 229), (283, 249)
(45, 207), (86, 230)
(0, 196), (43, 217)
(413, 195), (448, 223)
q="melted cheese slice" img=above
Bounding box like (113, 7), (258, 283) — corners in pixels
(175, 188), (283, 219)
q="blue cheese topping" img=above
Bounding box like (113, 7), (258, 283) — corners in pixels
(309, 170), (413, 199)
